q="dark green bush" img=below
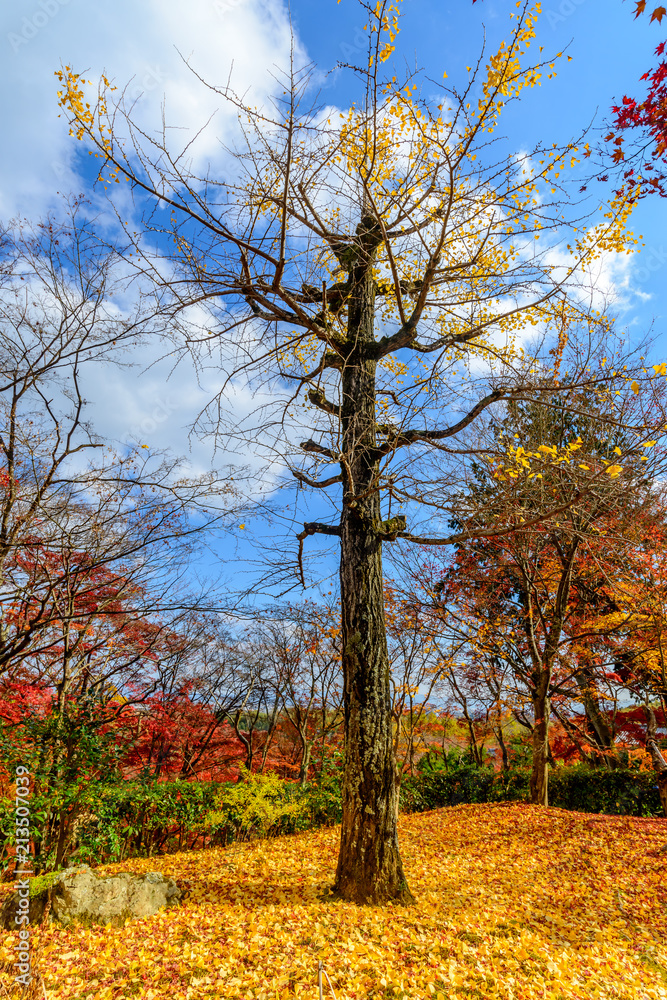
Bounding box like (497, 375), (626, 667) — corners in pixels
(0, 712), (130, 872)
(400, 750), (664, 817)
(401, 749), (496, 811)
(548, 765), (662, 817)
(0, 779), (222, 871)
(487, 766), (532, 804)
(401, 755), (496, 812)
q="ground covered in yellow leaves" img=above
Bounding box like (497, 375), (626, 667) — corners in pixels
(1, 803), (666, 1000)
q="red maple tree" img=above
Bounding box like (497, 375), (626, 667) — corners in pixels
(604, 3), (667, 195)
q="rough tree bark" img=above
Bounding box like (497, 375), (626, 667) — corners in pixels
(333, 217), (414, 905)
(530, 678), (551, 807)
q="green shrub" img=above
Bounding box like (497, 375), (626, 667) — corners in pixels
(400, 750), (664, 817)
(75, 780), (220, 863)
(0, 712), (128, 872)
(0, 760), (344, 872)
(549, 765), (662, 817)
(400, 752), (496, 812)
(487, 766), (531, 804)
(1, 779), (222, 871)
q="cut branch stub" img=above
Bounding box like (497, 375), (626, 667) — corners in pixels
(308, 389), (340, 416)
(296, 521), (342, 587)
(376, 514), (407, 540)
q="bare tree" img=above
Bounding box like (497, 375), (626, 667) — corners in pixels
(0, 208), (240, 679)
(385, 589), (449, 781)
(257, 602), (343, 785)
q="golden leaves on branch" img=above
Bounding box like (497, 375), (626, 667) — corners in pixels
(54, 67), (122, 188)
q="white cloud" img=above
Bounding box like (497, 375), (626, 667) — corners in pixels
(76, 335), (302, 488)
(0, 0), (313, 485)
(0, 0), (301, 220)
(541, 242), (643, 317)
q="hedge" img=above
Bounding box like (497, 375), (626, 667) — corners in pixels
(2, 755), (662, 874)
(400, 752), (664, 817)
(0, 768), (343, 873)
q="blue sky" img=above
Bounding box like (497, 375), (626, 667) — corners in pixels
(3, 0), (666, 367)
(2, 0), (667, 595)
(290, 0), (667, 343)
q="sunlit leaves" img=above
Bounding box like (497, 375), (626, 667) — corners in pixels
(1, 804), (665, 999)
(607, 4), (667, 194)
(634, 1), (667, 22)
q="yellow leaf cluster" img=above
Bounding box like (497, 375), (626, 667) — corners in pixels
(55, 67), (122, 186)
(488, 436), (587, 480)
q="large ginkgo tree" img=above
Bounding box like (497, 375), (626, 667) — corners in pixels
(55, 0), (663, 903)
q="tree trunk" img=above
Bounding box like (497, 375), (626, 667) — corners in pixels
(259, 698), (280, 773)
(495, 724), (509, 771)
(461, 699), (483, 767)
(232, 710), (254, 775)
(299, 741), (311, 787)
(657, 772), (667, 818)
(530, 679), (550, 806)
(334, 220), (414, 905)
(55, 810), (69, 869)
(575, 668), (616, 766)
(645, 707), (667, 818)
(647, 740), (667, 817)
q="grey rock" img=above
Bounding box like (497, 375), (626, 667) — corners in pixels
(1, 866), (181, 929)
